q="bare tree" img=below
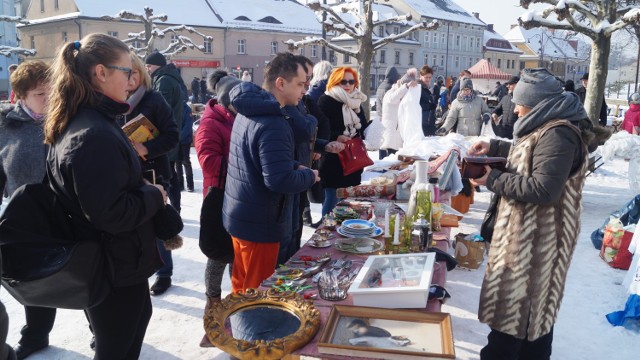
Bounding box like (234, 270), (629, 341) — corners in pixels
(101, 7), (212, 58)
(285, 0), (437, 119)
(0, 15), (36, 57)
(519, 0), (640, 125)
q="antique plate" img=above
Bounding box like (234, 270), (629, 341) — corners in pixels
(335, 237), (384, 254)
(341, 219), (375, 231)
(308, 239), (332, 248)
(337, 226), (383, 238)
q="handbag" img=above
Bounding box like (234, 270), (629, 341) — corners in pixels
(480, 194), (500, 243)
(0, 182), (110, 309)
(307, 159), (324, 204)
(461, 157), (507, 179)
(337, 137), (374, 176)
(198, 155), (234, 263)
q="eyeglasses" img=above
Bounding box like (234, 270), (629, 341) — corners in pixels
(105, 65), (133, 80)
(340, 79), (356, 86)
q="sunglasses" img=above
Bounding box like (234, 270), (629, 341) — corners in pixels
(106, 65), (133, 80)
(340, 79), (356, 86)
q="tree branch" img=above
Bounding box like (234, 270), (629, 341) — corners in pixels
(372, 13), (412, 27)
(373, 20), (438, 49)
(0, 46), (36, 57)
(284, 37), (357, 58)
(0, 15), (29, 25)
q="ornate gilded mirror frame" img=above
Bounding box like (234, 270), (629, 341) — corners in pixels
(204, 288), (321, 359)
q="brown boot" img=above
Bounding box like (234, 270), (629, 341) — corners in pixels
(200, 296), (221, 348)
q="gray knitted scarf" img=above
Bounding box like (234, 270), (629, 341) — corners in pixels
(513, 92), (587, 142)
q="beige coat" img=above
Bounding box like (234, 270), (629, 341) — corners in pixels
(441, 94), (490, 136)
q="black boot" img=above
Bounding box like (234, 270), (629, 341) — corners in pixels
(14, 343), (48, 360)
(150, 277), (172, 296)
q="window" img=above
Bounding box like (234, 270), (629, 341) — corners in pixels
(311, 45), (318, 58)
(270, 41), (278, 55)
(468, 57), (473, 67)
(298, 47), (304, 56)
(432, 32), (438, 49)
(40, 0), (44, 12)
(62, 31), (67, 42)
(512, 60), (516, 69)
(455, 56), (459, 68)
(433, 54), (438, 66)
(487, 57), (491, 63)
(344, 53), (351, 64)
(54, 0), (59, 10)
(424, 33), (430, 45)
(171, 34), (179, 43)
(424, 54), (429, 65)
(370, 77), (376, 91)
(329, 50), (336, 64)
(30, 36), (35, 49)
(520, 61), (525, 70)
(462, 36), (467, 51)
(441, 33), (446, 44)
(409, 52), (414, 66)
(379, 50), (386, 64)
(378, 26), (384, 37)
(237, 39), (246, 54)
(497, 59), (502, 68)
(204, 39), (212, 54)
(469, 37), (473, 49)
(455, 35), (460, 49)
(440, 55), (445, 66)
(107, 31), (118, 38)
(506, 59), (510, 69)
(132, 40), (142, 49)
(393, 27), (399, 35)
(394, 50), (400, 65)
(476, 38), (481, 48)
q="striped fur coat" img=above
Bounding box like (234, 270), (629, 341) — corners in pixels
(478, 119), (588, 341)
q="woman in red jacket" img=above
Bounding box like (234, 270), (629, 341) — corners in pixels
(622, 93), (640, 134)
(194, 70), (241, 347)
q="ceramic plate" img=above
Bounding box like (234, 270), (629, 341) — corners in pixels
(335, 237), (384, 254)
(337, 226), (383, 238)
(342, 219), (375, 230)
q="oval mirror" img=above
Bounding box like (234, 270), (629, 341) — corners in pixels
(204, 288), (320, 359)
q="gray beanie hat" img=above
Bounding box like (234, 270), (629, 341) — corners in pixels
(631, 93), (640, 105)
(512, 68), (564, 108)
(208, 70), (242, 108)
(461, 78), (473, 90)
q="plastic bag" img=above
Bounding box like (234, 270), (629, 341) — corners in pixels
(591, 195), (640, 249)
(600, 219), (634, 270)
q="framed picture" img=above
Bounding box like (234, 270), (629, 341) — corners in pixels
(348, 253), (436, 308)
(318, 305), (455, 359)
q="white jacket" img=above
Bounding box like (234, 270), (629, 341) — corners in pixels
(398, 84), (424, 150)
(380, 83), (408, 150)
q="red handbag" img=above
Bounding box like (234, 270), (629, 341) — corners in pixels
(338, 137), (374, 176)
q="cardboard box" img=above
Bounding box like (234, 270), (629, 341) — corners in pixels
(348, 253), (436, 309)
(454, 234), (486, 269)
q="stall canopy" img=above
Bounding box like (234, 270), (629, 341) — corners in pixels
(467, 59), (513, 94)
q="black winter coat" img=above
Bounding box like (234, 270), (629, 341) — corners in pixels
(317, 94), (369, 188)
(47, 94), (164, 287)
(492, 92), (518, 139)
(151, 64), (185, 161)
(120, 90), (179, 187)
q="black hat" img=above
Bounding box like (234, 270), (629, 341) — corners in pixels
(581, 72), (589, 81)
(208, 70), (242, 108)
(505, 76), (520, 85)
(145, 51), (167, 67)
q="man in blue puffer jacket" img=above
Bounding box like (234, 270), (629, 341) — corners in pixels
(223, 53), (319, 293)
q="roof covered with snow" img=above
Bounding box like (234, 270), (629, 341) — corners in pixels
(503, 25), (589, 61)
(27, 0), (321, 34)
(483, 28), (522, 55)
(398, 0), (485, 26)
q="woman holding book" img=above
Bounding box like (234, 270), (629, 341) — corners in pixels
(121, 53), (180, 297)
(45, 33), (167, 359)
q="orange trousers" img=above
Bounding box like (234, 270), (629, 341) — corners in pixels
(231, 236), (279, 293)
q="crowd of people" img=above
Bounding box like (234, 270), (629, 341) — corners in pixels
(0, 30), (628, 360)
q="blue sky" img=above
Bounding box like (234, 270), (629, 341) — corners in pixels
(454, 0), (546, 35)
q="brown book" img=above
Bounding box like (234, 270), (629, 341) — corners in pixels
(121, 114), (159, 143)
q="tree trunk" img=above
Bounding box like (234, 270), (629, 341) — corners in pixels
(585, 35), (611, 126)
(357, 42), (374, 121)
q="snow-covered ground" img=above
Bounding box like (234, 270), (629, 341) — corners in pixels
(1, 149), (639, 359)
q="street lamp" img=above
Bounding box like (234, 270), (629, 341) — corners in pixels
(527, 32), (545, 68)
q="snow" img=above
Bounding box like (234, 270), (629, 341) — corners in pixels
(29, 0), (322, 34)
(1, 148), (640, 359)
(399, 0), (485, 27)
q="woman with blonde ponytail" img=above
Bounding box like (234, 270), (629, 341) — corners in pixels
(45, 33), (167, 359)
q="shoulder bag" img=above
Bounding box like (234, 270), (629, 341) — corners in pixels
(199, 154), (234, 263)
(0, 181), (110, 309)
(338, 137), (374, 176)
